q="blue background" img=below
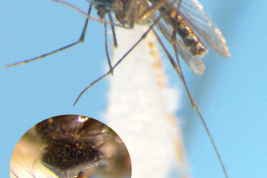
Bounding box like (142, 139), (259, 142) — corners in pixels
(1, 0), (267, 177)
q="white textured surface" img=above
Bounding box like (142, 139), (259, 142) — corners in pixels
(105, 25), (189, 178)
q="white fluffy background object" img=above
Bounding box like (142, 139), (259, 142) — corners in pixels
(105, 25), (190, 178)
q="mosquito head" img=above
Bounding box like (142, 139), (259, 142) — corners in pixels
(94, 0), (113, 19)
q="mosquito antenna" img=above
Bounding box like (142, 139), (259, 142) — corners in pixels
(51, 0), (130, 29)
(108, 14), (118, 48)
(104, 17), (114, 75)
(51, 0), (88, 17)
(73, 0), (177, 106)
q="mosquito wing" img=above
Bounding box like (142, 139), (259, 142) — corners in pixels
(178, 0), (231, 57)
(150, 13), (205, 75)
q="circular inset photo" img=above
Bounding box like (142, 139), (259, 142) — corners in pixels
(10, 115), (131, 178)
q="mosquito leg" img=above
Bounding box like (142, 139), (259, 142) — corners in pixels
(122, 0), (135, 28)
(5, 4), (93, 68)
(73, 1), (177, 106)
(73, 68), (111, 106)
(151, 29), (196, 108)
(153, 28), (228, 178)
(11, 158), (36, 178)
(104, 17), (113, 75)
(171, 24), (228, 177)
(108, 14), (118, 48)
(129, 0), (137, 29)
(174, 47), (229, 178)
(10, 168), (19, 178)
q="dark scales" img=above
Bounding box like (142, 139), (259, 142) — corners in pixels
(41, 139), (106, 177)
(34, 115), (108, 177)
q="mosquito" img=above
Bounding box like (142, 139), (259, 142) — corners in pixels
(5, 0), (230, 108)
(55, 1), (230, 176)
(6, 0), (230, 177)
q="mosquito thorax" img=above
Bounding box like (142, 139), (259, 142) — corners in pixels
(34, 116), (109, 177)
(41, 139), (107, 178)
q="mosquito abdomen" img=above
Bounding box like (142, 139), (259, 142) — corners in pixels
(160, 6), (207, 56)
